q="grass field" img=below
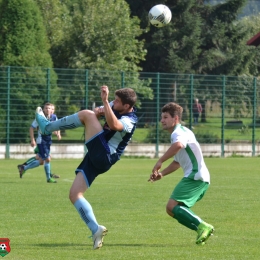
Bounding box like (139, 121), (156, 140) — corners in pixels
(1, 158), (260, 259)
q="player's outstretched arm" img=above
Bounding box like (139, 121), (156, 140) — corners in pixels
(148, 161), (180, 182)
(29, 126), (36, 147)
(161, 161), (180, 176)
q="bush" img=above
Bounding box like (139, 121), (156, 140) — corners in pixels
(144, 124), (170, 143)
(195, 131), (220, 143)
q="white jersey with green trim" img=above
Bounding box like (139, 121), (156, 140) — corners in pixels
(171, 124), (210, 183)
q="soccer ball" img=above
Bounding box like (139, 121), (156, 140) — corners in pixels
(148, 4), (172, 28)
(0, 244), (6, 251)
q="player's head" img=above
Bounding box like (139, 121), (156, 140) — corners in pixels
(161, 102), (183, 130)
(113, 88), (137, 113)
(43, 102), (54, 119)
(115, 88), (137, 108)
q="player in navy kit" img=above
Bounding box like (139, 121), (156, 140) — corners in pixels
(18, 103), (61, 182)
(18, 104), (60, 179)
(35, 86), (138, 249)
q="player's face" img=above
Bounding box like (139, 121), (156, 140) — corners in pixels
(161, 112), (177, 131)
(51, 105), (55, 115)
(113, 96), (130, 113)
(43, 105), (53, 119)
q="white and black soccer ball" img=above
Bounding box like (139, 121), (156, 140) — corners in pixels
(148, 4), (172, 28)
(0, 244), (6, 251)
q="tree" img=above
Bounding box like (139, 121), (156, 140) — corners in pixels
(0, 0), (52, 67)
(240, 13), (260, 76)
(126, 0), (256, 76)
(126, 0), (260, 124)
(55, 0), (146, 72)
(43, 0), (153, 117)
(0, 0), (57, 143)
(34, 0), (71, 68)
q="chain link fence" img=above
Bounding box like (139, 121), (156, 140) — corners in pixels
(1, 66), (260, 158)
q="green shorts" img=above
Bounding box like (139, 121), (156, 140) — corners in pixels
(170, 177), (209, 208)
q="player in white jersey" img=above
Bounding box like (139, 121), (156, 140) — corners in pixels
(149, 102), (214, 245)
(35, 86), (138, 250)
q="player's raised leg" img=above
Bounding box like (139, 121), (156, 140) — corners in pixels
(35, 107), (101, 138)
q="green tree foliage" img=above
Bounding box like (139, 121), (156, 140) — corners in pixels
(240, 13), (260, 76)
(0, 0), (58, 142)
(54, 0), (146, 72)
(126, 0), (257, 76)
(0, 0), (52, 67)
(126, 0), (260, 123)
(197, 0), (252, 76)
(34, 0), (71, 66)
(36, 0), (153, 116)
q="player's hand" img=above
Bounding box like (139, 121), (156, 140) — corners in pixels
(94, 107), (105, 117)
(56, 133), (61, 140)
(148, 171), (163, 182)
(148, 161), (163, 182)
(152, 161), (162, 174)
(31, 140), (36, 147)
(100, 85), (109, 103)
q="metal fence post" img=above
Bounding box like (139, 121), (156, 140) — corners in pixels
(252, 77), (257, 156)
(155, 72), (160, 158)
(189, 74), (194, 129)
(5, 66), (11, 159)
(83, 69), (89, 155)
(221, 75), (226, 157)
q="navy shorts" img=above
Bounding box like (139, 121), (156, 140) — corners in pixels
(75, 132), (120, 187)
(37, 140), (51, 160)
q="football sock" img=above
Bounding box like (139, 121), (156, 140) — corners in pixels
(172, 205), (201, 231)
(74, 197), (99, 235)
(23, 156), (37, 166)
(24, 159), (40, 171)
(44, 162), (51, 180)
(45, 113), (83, 132)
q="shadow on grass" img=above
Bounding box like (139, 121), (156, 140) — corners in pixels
(32, 243), (87, 247)
(32, 243), (181, 248)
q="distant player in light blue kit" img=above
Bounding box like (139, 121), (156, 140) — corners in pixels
(18, 103), (60, 180)
(148, 102), (214, 245)
(35, 86), (138, 250)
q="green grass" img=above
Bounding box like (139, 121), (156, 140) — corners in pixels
(1, 158), (260, 259)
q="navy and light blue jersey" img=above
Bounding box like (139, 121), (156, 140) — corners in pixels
(31, 114), (58, 144)
(101, 101), (138, 156)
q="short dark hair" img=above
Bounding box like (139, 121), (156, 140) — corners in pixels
(115, 88), (137, 108)
(44, 102), (53, 107)
(161, 102), (183, 120)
